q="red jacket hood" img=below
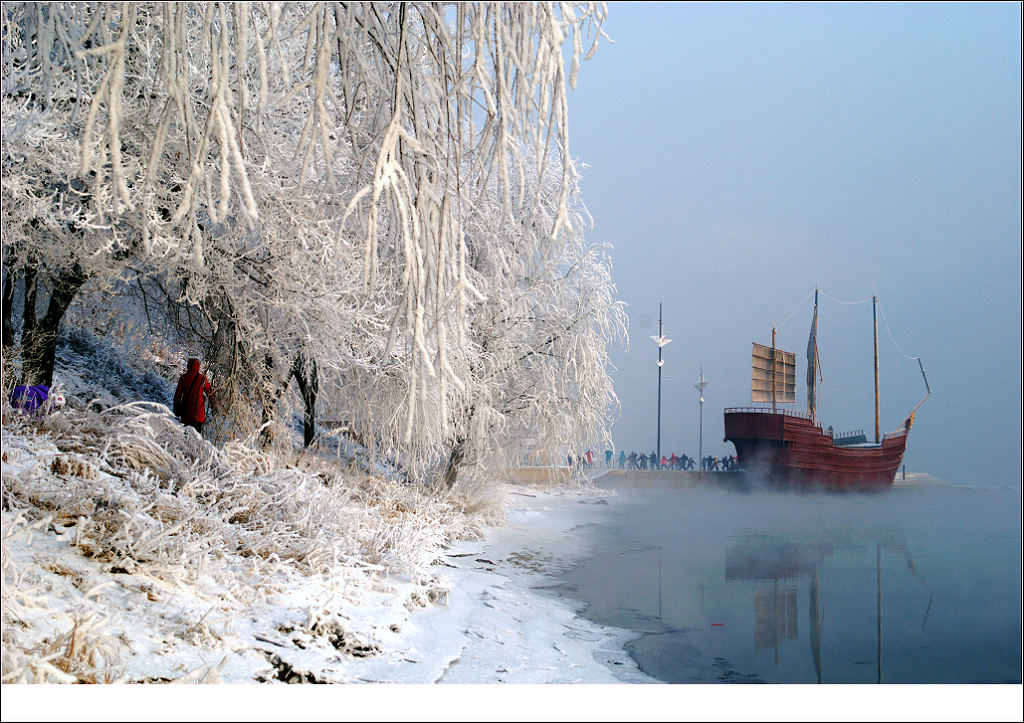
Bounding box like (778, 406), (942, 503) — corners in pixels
(187, 358), (200, 373)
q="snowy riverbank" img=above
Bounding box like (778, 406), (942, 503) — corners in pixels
(338, 485), (653, 685)
(2, 410), (645, 683)
(3, 316), (650, 715)
(2, 389), (1016, 720)
(5, 438), (1020, 723)
(2, 394), (664, 722)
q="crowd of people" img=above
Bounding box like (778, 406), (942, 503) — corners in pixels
(699, 454), (740, 471)
(568, 450), (741, 472)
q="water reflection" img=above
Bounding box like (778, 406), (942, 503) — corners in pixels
(552, 487), (1021, 684)
(752, 584), (798, 651)
(724, 532), (917, 683)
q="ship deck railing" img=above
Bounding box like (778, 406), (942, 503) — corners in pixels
(724, 407), (911, 441)
(724, 407), (813, 421)
(833, 429), (866, 445)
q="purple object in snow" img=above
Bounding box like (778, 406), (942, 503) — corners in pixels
(9, 385), (52, 414)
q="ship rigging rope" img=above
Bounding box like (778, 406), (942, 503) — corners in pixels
(766, 287), (930, 402)
(878, 300), (932, 397)
(778, 287), (873, 332)
(775, 288), (815, 331)
(877, 299), (922, 362)
(817, 289), (874, 306)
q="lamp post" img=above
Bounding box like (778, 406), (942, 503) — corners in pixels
(650, 303), (672, 461)
(695, 365), (707, 471)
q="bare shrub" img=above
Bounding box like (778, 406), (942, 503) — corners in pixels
(30, 614), (125, 684)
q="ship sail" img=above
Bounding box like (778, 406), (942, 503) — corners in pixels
(752, 342), (796, 404)
(807, 289), (819, 422)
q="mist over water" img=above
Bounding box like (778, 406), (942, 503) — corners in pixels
(551, 481), (1021, 684)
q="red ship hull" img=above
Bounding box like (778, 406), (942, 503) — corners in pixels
(723, 408), (908, 491)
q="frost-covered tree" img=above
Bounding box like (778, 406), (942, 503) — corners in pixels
(432, 155), (626, 488)
(2, 2), (621, 486)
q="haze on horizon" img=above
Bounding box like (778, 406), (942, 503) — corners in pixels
(567, 1), (1021, 488)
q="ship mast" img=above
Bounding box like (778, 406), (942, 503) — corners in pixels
(771, 327), (777, 413)
(873, 295), (880, 444)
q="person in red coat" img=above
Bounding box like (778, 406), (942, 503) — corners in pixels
(173, 358), (215, 435)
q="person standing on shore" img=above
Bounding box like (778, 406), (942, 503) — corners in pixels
(173, 358), (216, 435)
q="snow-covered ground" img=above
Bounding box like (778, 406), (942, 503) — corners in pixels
(3, 414), (646, 686)
(2, 322), (664, 718)
(1, 321), (645, 721)
(370, 486), (653, 685)
(3, 413), (657, 719)
(2, 427), (645, 671)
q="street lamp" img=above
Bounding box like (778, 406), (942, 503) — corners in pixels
(695, 365), (708, 471)
(650, 303), (672, 461)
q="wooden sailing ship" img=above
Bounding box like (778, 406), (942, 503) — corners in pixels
(723, 289), (929, 490)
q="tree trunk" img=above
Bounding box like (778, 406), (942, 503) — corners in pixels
(292, 355), (318, 448)
(1, 268), (15, 352)
(441, 436), (466, 489)
(258, 354), (283, 448)
(20, 265), (88, 387)
(441, 403), (476, 489)
(22, 263), (38, 338)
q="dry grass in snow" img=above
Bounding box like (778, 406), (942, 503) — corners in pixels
(1, 399), (506, 683)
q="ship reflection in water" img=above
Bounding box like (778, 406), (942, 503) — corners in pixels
(555, 486), (1020, 684)
(725, 530), (926, 684)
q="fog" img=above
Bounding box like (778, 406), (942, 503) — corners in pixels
(566, 2), (1022, 487)
(557, 480), (1021, 683)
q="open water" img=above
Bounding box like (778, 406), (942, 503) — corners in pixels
(551, 481), (1021, 684)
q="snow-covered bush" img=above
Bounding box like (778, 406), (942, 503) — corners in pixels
(1, 391), (504, 682)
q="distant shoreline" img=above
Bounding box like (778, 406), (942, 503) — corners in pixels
(505, 467), (954, 490)
(893, 472), (948, 486)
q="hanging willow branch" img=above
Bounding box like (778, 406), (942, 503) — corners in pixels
(2, 2), (616, 485)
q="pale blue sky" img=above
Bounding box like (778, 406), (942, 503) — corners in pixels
(566, 2), (1021, 487)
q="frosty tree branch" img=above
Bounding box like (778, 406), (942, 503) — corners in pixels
(2, 1), (621, 488)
